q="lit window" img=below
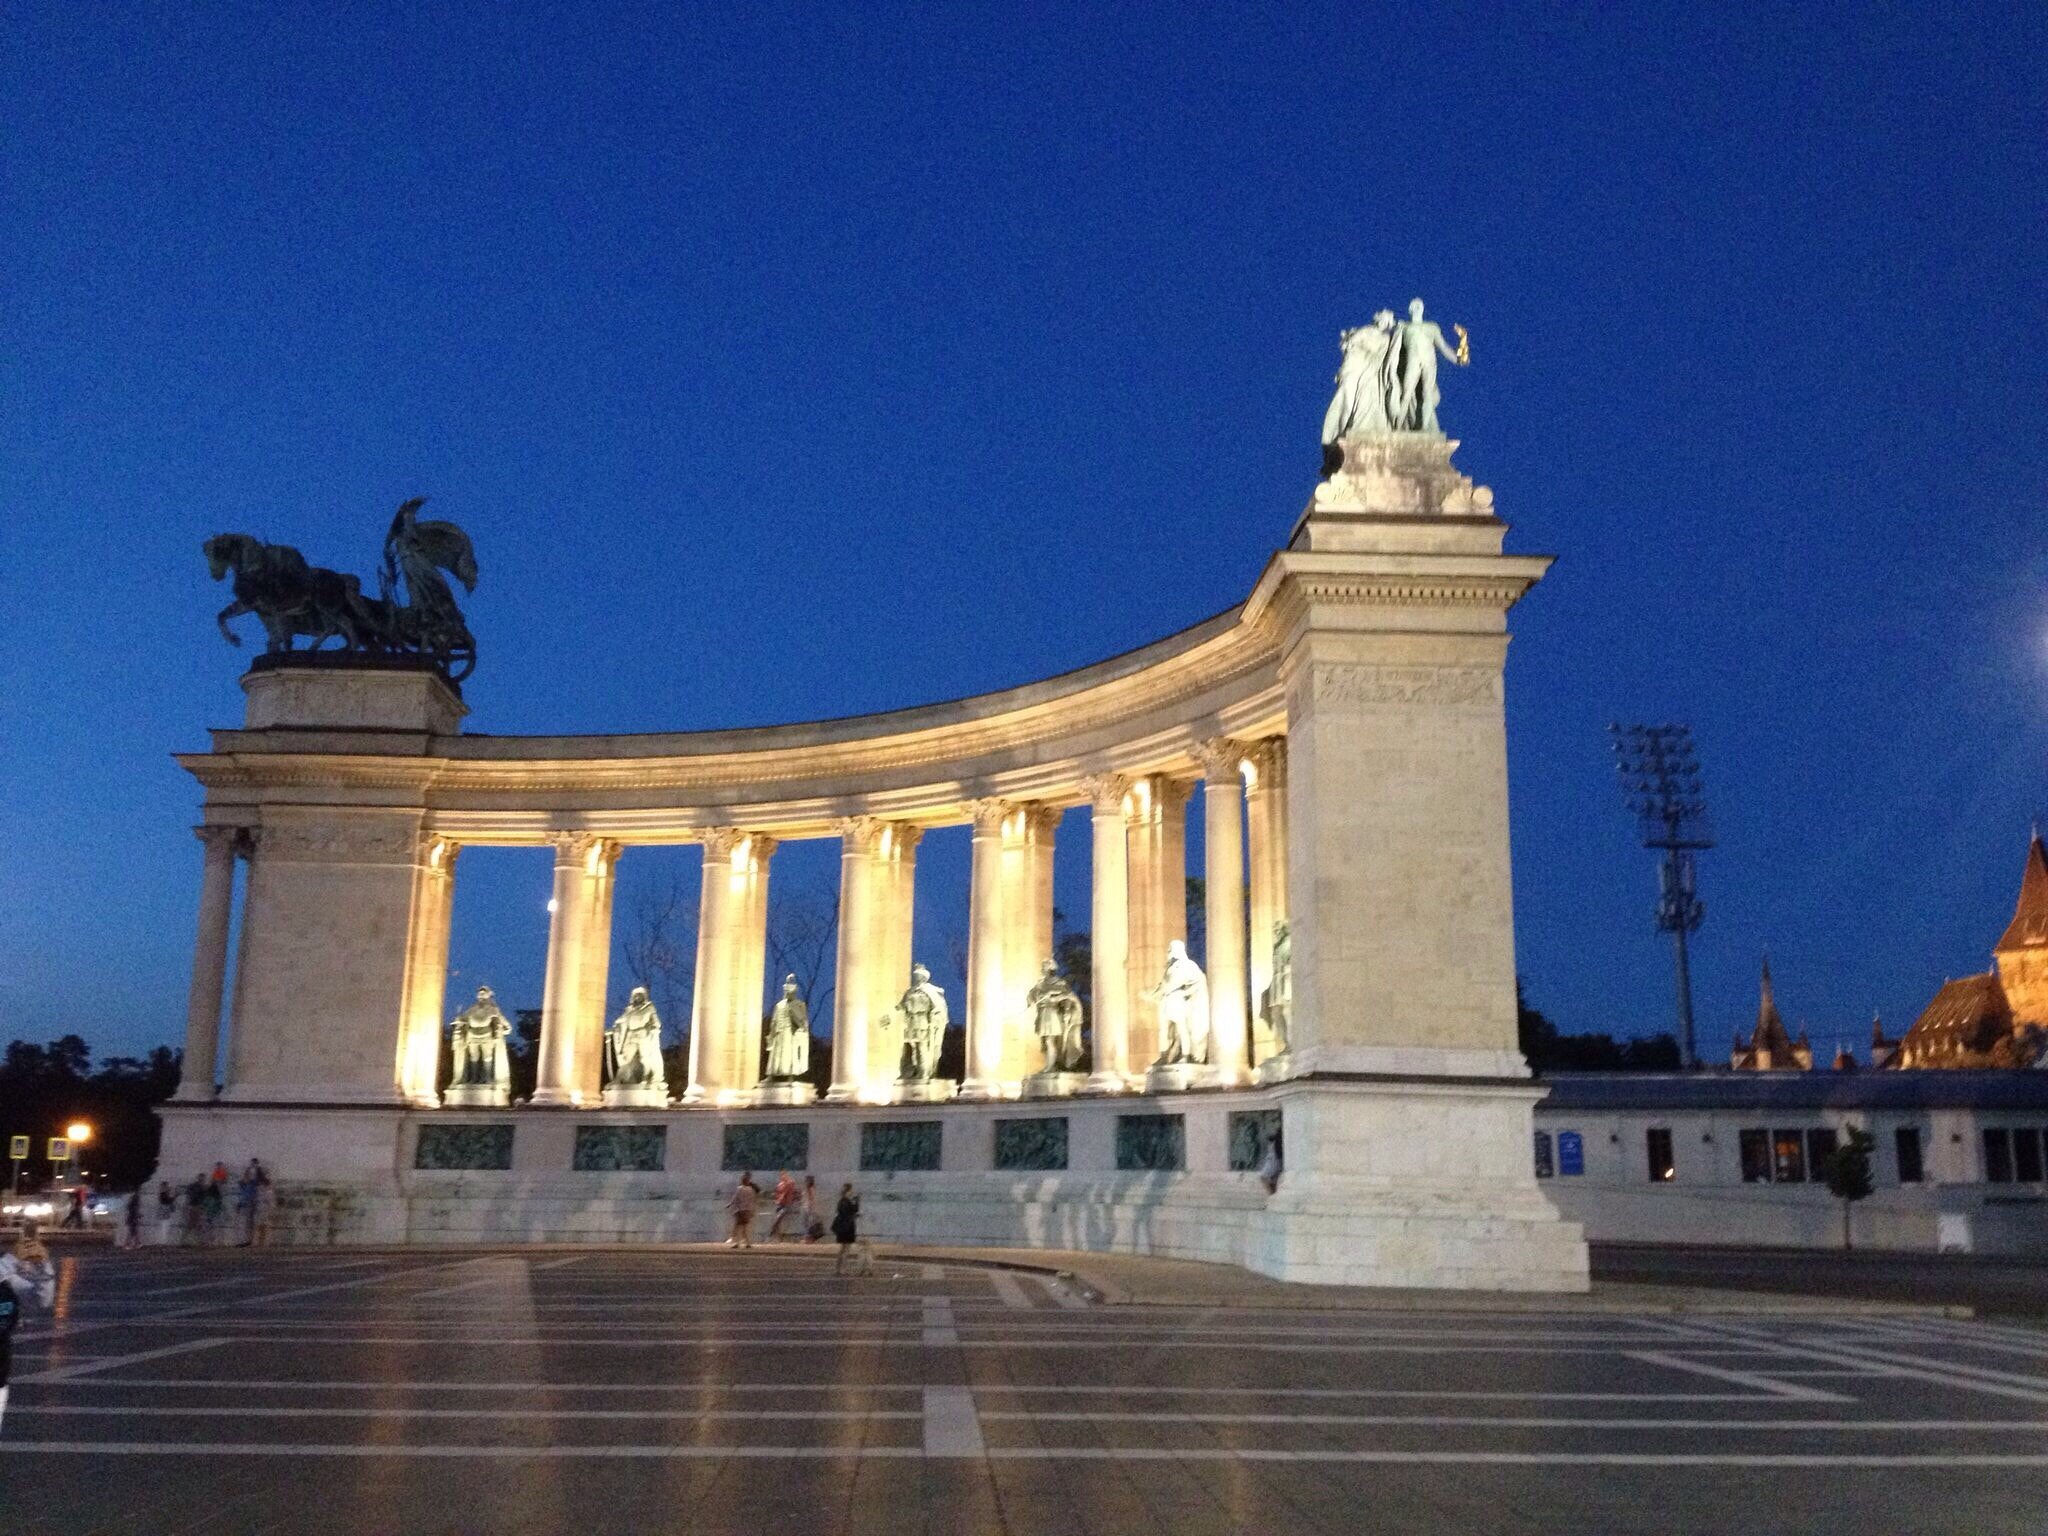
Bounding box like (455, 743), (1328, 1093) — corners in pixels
(1646, 1127), (1675, 1183)
(1772, 1130), (1806, 1184)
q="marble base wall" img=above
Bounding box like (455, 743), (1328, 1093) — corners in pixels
(157, 1080), (1587, 1291)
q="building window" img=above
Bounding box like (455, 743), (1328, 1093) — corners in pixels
(1739, 1129), (1772, 1183)
(1895, 1127), (1924, 1185)
(1771, 1130), (1806, 1184)
(1533, 1131), (1554, 1179)
(1983, 1128), (2013, 1184)
(1646, 1127), (1675, 1182)
(1806, 1128), (1838, 1181)
(2015, 1128), (2045, 1184)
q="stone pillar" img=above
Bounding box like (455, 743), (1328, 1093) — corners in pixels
(1123, 774), (1188, 1069)
(177, 826), (244, 1102)
(961, 798), (1013, 1099)
(1084, 775), (1131, 1088)
(684, 828), (743, 1103)
(533, 833), (601, 1106)
(1244, 736), (1289, 1062)
(728, 834), (777, 1094)
(828, 817), (887, 1102)
(1000, 804), (1059, 1083)
(396, 838), (459, 1106)
(876, 823), (922, 1083)
(573, 841), (621, 1101)
(1198, 741), (1250, 1080)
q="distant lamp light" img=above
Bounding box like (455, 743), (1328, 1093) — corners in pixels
(546, 898), (560, 913)
(66, 1122), (92, 1144)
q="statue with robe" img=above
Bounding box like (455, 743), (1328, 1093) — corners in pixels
(763, 974), (811, 1081)
(1320, 310), (1397, 450)
(1263, 921), (1292, 1058)
(888, 964), (949, 1083)
(447, 985), (512, 1097)
(1144, 941), (1211, 1068)
(605, 986), (667, 1093)
(1024, 959), (1085, 1074)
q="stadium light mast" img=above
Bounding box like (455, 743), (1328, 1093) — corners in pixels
(1610, 723), (1714, 1069)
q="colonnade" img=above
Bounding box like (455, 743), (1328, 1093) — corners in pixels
(180, 737), (1288, 1108)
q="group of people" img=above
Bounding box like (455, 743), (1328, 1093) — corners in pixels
(0, 1218), (56, 1435)
(153, 1159), (277, 1247)
(724, 1171), (865, 1271)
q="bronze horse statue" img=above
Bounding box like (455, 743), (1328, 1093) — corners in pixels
(204, 504), (480, 680)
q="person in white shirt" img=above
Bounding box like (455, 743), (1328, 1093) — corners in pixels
(1, 1219), (58, 1435)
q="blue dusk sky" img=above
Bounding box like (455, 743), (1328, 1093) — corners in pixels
(2, 5), (2044, 1062)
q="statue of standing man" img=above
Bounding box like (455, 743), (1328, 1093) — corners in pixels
(604, 985), (668, 1103)
(1024, 959), (1086, 1075)
(445, 985), (512, 1105)
(1386, 298), (1466, 434)
(1145, 941), (1211, 1069)
(763, 975), (810, 1081)
(890, 964), (949, 1083)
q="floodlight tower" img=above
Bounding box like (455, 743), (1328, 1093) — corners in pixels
(1610, 723), (1714, 1069)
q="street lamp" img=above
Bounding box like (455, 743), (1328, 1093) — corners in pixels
(66, 1121), (92, 1186)
(1610, 724), (1714, 1069)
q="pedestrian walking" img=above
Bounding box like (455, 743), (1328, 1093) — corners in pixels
(724, 1172), (758, 1249)
(765, 1170), (801, 1242)
(155, 1180), (177, 1245)
(1, 1220), (57, 1437)
(120, 1189), (142, 1250)
(60, 1187), (85, 1230)
(801, 1175), (824, 1242)
(252, 1169), (277, 1247)
(831, 1183), (862, 1275)
(236, 1161), (261, 1246)
(1258, 1130), (1284, 1196)
(200, 1175), (225, 1245)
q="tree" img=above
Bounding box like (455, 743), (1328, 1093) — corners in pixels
(1821, 1125), (1877, 1250)
(765, 881), (839, 1030)
(1517, 979), (1682, 1073)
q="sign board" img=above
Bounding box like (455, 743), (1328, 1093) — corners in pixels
(1532, 1131), (1554, 1179)
(46, 1137), (70, 1163)
(1557, 1131), (1585, 1177)
(8, 1135), (26, 1161)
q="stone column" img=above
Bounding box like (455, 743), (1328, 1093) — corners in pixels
(728, 834), (777, 1095)
(533, 833), (599, 1106)
(1000, 804), (1059, 1082)
(961, 798), (1013, 1099)
(1244, 736), (1289, 1061)
(177, 826), (244, 1102)
(684, 828), (743, 1103)
(1198, 741), (1251, 1080)
(573, 840), (621, 1101)
(876, 823), (922, 1083)
(397, 838), (460, 1106)
(1083, 775), (1131, 1088)
(1123, 774), (1188, 1069)
(828, 817), (887, 1102)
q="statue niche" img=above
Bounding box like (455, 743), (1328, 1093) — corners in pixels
(205, 498), (479, 682)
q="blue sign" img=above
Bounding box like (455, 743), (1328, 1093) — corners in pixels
(1557, 1131), (1584, 1177)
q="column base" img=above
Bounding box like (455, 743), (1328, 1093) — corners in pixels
(600, 1084), (672, 1109)
(1082, 1071), (1134, 1094)
(1254, 1050), (1296, 1085)
(955, 1078), (1012, 1103)
(442, 1084), (509, 1109)
(1143, 1062), (1220, 1094)
(886, 1079), (959, 1104)
(748, 1081), (818, 1107)
(1019, 1072), (1088, 1100)
(525, 1088), (585, 1108)
(823, 1084), (862, 1103)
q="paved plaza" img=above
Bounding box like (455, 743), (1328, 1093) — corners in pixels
(3, 1250), (2047, 1534)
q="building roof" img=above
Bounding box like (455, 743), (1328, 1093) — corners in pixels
(1995, 833), (2048, 954)
(1538, 1069), (2048, 1113)
(1902, 972), (2011, 1060)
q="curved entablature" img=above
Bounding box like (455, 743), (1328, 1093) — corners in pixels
(188, 596), (1296, 840)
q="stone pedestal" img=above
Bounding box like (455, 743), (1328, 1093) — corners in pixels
(1020, 1071), (1087, 1100)
(887, 1080), (959, 1104)
(442, 1084), (508, 1109)
(1254, 1051), (1295, 1086)
(750, 1081), (817, 1107)
(601, 1084), (671, 1109)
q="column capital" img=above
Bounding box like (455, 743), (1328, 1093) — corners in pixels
(741, 832), (779, 867)
(836, 815), (892, 854)
(967, 797), (1014, 836)
(701, 827), (747, 861)
(1195, 738), (1249, 786)
(548, 832), (619, 874)
(194, 824), (253, 859)
(888, 823), (925, 857)
(1017, 802), (1062, 842)
(425, 836), (462, 875)
(1081, 773), (1131, 814)
(1157, 774), (1195, 814)
(1242, 736), (1288, 790)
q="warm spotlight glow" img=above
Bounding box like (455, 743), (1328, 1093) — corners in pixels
(546, 898), (560, 913)
(66, 1122), (92, 1143)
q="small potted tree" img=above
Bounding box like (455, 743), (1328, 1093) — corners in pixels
(1822, 1126), (1877, 1250)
